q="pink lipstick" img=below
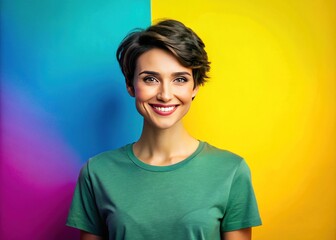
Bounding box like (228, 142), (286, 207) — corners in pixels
(150, 104), (178, 116)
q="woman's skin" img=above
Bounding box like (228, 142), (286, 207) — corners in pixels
(222, 228), (252, 240)
(79, 48), (252, 240)
(80, 231), (102, 240)
(129, 48), (199, 166)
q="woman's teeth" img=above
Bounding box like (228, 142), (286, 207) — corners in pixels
(153, 106), (175, 112)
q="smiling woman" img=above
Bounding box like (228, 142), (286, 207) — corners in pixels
(66, 19), (262, 240)
(131, 48), (198, 130)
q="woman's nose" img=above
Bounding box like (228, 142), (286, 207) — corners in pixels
(157, 83), (173, 102)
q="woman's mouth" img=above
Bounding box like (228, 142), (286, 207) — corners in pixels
(150, 104), (178, 116)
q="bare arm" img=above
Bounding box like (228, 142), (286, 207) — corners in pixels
(221, 228), (252, 240)
(80, 231), (103, 240)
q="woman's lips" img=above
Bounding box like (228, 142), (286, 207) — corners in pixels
(150, 104), (178, 116)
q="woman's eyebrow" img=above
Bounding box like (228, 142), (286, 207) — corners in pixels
(138, 71), (191, 77)
(138, 70), (160, 76)
(171, 71), (192, 77)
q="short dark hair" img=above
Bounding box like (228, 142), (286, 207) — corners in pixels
(116, 19), (210, 87)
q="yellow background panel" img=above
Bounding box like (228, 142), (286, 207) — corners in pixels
(152, 0), (335, 239)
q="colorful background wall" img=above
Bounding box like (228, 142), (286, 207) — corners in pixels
(1, 0), (335, 239)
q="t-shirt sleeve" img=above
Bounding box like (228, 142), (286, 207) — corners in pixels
(221, 159), (262, 232)
(66, 161), (105, 236)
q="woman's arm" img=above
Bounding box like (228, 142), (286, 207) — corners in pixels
(221, 228), (251, 240)
(80, 231), (103, 240)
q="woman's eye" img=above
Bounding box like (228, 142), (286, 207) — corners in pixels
(174, 77), (188, 83)
(144, 77), (158, 83)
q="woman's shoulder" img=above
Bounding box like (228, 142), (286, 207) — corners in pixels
(200, 141), (245, 167)
(202, 142), (243, 159)
(84, 143), (132, 171)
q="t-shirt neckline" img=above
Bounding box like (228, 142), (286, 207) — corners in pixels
(126, 141), (205, 172)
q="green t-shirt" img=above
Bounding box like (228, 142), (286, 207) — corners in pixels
(66, 141), (261, 239)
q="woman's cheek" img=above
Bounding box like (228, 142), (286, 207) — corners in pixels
(135, 87), (156, 101)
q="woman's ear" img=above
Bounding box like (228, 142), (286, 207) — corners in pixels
(127, 85), (135, 97)
(192, 85), (199, 99)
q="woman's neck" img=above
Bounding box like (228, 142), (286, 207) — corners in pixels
(133, 121), (199, 166)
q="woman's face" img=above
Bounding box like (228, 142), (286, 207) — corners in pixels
(129, 48), (199, 130)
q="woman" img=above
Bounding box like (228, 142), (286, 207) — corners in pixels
(67, 19), (262, 240)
